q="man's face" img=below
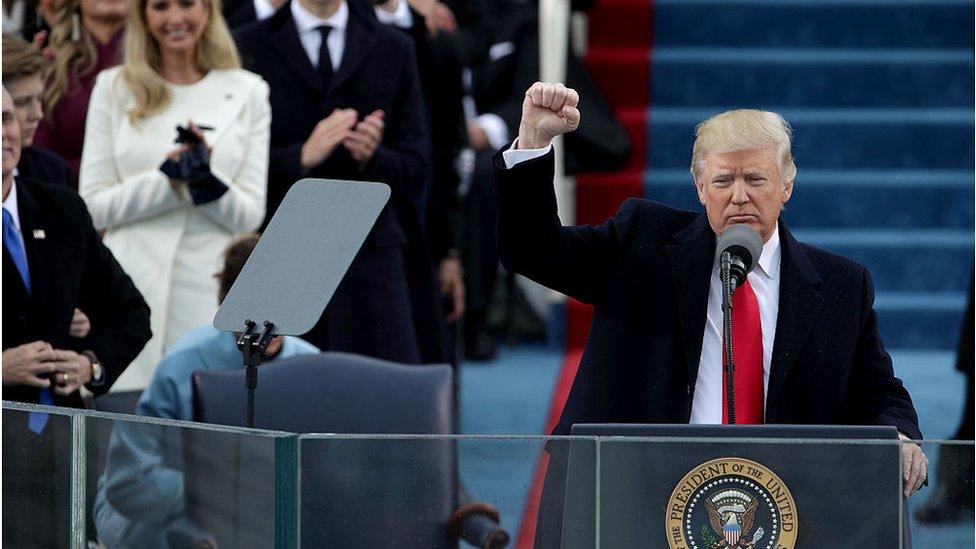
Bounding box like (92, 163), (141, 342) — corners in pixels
(7, 76), (45, 147)
(2, 92), (22, 181)
(695, 146), (792, 242)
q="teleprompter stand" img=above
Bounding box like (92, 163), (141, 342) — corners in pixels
(213, 179), (391, 428)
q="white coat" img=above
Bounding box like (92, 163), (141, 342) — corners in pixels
(79, 66), (270, 391)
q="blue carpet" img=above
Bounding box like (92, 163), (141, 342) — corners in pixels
(458, 346), (973, 545)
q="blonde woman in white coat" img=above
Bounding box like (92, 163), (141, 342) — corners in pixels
(79, 0), (269, 391)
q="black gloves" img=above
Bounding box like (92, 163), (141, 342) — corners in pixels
(159, 125), (229, 206)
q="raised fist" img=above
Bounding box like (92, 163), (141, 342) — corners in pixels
(516, 82), (581, 149)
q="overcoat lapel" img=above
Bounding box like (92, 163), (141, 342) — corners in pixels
(268, 5), (325, 94)
(767, 221), (824, 409)
(328, 5), (376, 95)
(666, 214), (715, 386)
(15, 181), (53, 327)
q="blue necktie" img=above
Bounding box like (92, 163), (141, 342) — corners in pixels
(4, 208), (52, 433)
(3, 208), (31, 293)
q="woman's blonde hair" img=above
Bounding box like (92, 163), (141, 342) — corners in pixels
(690, 109), (797, 183)
(122, 0), (240, 122)
(43, 0), (108, 114)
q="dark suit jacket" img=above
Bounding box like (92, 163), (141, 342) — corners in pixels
(495, 150), (922, 439)
(235, 1), (430, 362)
(378, 7), (468, 362)
(17, 146), (73, 189)
(2, 178), (151, 408)
(223, 0), (258, 28)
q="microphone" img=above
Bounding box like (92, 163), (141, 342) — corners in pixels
(715, 224), (763, 292)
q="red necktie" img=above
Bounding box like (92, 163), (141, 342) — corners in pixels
(722, 279), (765, 424)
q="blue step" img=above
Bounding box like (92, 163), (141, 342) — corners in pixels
(791, 230), (973, 293)
(644, 169), (975, 229)
(647, 108), (975, 169)
(651, 48), (973, 108)
(875, 292), (967, 349)
(653, 0), (974, 49)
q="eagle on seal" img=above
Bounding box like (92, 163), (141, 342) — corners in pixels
(705, 498), (764, 548)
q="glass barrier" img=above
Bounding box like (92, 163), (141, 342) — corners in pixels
(910, 440), (975, 548)
(3, 401), (973, 549)
(2, 401), (298, 549)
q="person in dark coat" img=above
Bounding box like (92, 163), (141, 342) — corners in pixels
(496, 83), (928, 545)
(371, 0), (467, 363)
(222, 0), (285, 28)
(1, 87), (151, 549)
(2, 32), (72, 188)
(235, 0), (430, 363)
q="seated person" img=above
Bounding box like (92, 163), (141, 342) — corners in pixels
(92, 233), (320, 549)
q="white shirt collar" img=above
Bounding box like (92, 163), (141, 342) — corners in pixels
(252, 0), (278, 20)
(711, 224), (781, 280)
(3, 180), (21, 234)
(291, 0), (348, 35)
(374, 0), (413, 29)
(755, 225), (781, 280)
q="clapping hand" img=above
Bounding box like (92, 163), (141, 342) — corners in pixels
(301, 108), (359, 169)
(516, 82), (581, 150)
(343, 110), (385, 165)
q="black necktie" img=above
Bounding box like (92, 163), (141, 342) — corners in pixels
(317, 25), (334, 90)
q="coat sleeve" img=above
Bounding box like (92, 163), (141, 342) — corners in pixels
(362, 44), (430, 202)
(102, 373), (184, 524)
(74, 196), (152, 394)
(844, 267), (923, 439)
(494, 147), (635, 304)
(79, 72), (184, 229)
(198, 78), (270, 233)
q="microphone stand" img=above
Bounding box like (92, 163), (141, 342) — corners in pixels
(720, 251), (736, 424)
(237, 319), (276, 429)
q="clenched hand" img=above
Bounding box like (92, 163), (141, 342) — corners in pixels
(516, 82), (581, 150)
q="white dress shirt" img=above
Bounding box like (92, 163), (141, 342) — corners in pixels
(252, 0), (278, 20)
(502, 141), (783, 424)
(291, 0), (347, 71)
(374, 0), (413, 29)
(2, 180), (26, 255)
(691, 227), (780, 424)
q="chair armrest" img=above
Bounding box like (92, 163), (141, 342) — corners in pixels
(446, 501), (510, 548)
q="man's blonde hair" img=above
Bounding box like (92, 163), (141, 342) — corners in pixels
(690, 109), (797, 183)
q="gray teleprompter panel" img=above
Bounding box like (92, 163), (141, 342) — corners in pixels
(213, 178), (390, 336)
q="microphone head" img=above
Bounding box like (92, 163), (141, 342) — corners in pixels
(715, 224), (764, 274)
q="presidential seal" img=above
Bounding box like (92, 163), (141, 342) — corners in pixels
(665, 458), (797, 549)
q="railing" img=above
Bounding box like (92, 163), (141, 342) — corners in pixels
(3, 401), (973, 548)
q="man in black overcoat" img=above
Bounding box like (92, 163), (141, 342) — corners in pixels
(235, 0), (430, 362)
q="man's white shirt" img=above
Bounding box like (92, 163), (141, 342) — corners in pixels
(2, 180), (26, 255)
(373, 0), (414, 28)
(502, 140), (782, 424)
(291, 0), (348, 71)
(692, 227), (780, 424)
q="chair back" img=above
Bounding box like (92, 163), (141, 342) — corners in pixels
(190, 352), (457, 548)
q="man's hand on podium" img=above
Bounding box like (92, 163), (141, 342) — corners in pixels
(899, 433), (929, 498)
